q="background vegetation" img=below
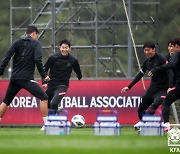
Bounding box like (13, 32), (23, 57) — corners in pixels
(0, 0), (179, 79)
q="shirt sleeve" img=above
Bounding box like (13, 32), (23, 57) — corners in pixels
(0, 40), (19, 75)
(42, 55), (56, 84)
(151, 52), (179, 73)
(169, 52), (179, 68)
(34, 41), (46, 79)
(44, 56), (56, 74)
(128, 61), (146, 89)
(167, 69), (174, 88)
(73, 59), (82, 80)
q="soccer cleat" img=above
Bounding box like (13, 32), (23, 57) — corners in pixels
(41, 125), (45, 131)
(134, 121), (143, 130)
(163, 122), (170, 132)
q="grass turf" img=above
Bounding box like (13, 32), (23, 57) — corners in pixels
(0, 127), (170, 154)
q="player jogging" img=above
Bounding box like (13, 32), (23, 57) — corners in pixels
(0, 25), (49, 128)
(121, 41), (169, 130)
(42, 39), (82, 129)
(148, 38), (180, 131)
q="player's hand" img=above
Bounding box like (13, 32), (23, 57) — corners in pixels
(121, 87), (129, 93)
(42, 84), (48, 89)
(167, 87), (176, 93)
(44, 75), (50, 81)
(148, 68), (157, 77)
(148, 71), (153, 77)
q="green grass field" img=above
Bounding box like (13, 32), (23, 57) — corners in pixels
(0, 127), (170, 154)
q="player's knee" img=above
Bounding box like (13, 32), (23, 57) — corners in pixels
(3, 99), (11, 106)
(155, 97), (164, 104)
(162, 101), (171, 107)
(150, 104), (159, 110)
(40, 93), (48, 101)
(50, 102), (58, 110)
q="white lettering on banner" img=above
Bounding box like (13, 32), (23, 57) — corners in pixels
(71, 97), (88, 108)
(8, 96), (141, 108)
(60, 97), (88, 108)
(90, 97), (97, 108)
(60, 96), (141, 108)
(90, 96), (141, 108)
(9, 97), (38, 108)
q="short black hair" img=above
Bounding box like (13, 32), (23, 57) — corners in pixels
(59, 39), (71, 47)
(26, 25), (39, 34)
(168, 40), (172, 45)
(143, 41), (156, 49)
(171, 38), (180, 46)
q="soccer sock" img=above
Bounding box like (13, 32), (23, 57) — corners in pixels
(162, 104), (170, 123)
(43, 116), (48, 125)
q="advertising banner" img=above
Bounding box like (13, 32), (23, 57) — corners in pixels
(0, 80), (150, 125)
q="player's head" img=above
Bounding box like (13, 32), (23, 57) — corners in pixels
(171, 38), (180, 52)
(143, 41), (156, 58)
(168, 40), (173, 56)
(26, 25), (39, 40)
(59, 39), (71, 56)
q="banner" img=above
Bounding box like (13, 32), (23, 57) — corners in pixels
(0, 80), (150, 125)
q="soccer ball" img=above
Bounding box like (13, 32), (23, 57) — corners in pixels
(71, 114), (85, 127)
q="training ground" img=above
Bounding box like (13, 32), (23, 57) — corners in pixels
(0, 127), (169, 154)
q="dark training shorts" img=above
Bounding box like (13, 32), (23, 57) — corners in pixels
(3, 79), (48, 106)
(46, 85), (68, 110)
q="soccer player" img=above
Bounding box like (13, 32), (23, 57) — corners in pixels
(166, 40), (173, 60)
(0, 25), (49, 128)
(166, 40), (175, 88)
(42, 39), (82, 116)
(121, 41), (169, 129)
(148, 38), (180, 131)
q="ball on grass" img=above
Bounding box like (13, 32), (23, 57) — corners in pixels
(71, 114), (85, 127)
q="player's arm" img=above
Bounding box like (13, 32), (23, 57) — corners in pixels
(42, 56), (55, 85)
(44, 56), (55, 74)
(167, 69), (174, 88)
(121, 70), (145, 93)
(34, 41), (47, 80)
(129, 70), (145, 89)
(0, 40), (18, 76)
(148, 53), (178, 77)
(73, 59), (82, 80)
(121, 62), (146, 93)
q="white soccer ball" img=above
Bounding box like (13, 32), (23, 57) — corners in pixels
(71, 114), (85, 127)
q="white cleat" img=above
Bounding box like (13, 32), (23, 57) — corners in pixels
(41, 125), (45, 131)
(134, 121), (143, 130)
(163, 122), (170, 132)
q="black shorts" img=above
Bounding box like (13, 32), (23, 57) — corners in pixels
(3, 79), (48, 106)
(46, 85), (68, 109)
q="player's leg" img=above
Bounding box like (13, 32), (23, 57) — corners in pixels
(0, 103), (8, 120)
(45, 86), (55, 109)
(138, 96), (154, 119)
(134, 86), (155, 129)
(22, 80), (49, 127)
(138, 86), (160, 119)
(146, 90), (166, 115)
(162, 86), (180, 131)
(50, 85), (68, 113)
(163, 87), (180, 123)
(134, 95), (153, 129)
(0, 81), (21, 120)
